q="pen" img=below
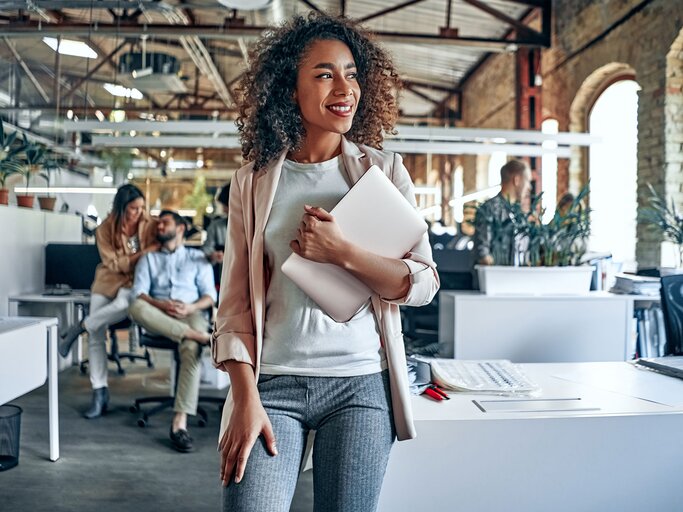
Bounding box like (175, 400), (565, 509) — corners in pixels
(429, 385), (450, 400)
(423, 387), (444, 401)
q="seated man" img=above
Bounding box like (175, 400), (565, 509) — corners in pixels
(128, 210), (217, 453)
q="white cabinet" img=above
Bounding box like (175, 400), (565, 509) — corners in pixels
(438, 291), (640, 362)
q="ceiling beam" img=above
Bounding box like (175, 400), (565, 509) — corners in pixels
(403, 79), (459, 94)
(0, 22), (551, 49)
(0, 105), (236, 115)
(3, 37), (50, 103)
(358, 0), (427, 23)
(462, 0), (544, 44)
(298, 0), (324, 14)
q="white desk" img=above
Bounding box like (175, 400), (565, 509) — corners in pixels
(439, 291), (658, 362)
(9, 292), (90, 366)
(0, 316), (60, 461)
(378, 362), (683, 512)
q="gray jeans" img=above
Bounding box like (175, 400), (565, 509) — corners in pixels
(222, 371), (395, 512)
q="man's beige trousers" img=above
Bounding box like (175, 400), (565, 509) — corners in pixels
(129, 298), (207, 415)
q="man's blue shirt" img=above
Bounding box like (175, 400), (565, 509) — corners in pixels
(133, 245), (217, 304)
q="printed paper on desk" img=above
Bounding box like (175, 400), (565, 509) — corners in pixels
(282, 165), (427, 323)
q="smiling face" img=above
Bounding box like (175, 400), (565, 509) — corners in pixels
(294, 39), (361, 139)
(124, 197), (145, 225)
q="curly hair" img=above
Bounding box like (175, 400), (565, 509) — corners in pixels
(235, 13), (402, 170)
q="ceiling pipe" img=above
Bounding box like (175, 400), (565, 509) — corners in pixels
(0, 23), (538, 50)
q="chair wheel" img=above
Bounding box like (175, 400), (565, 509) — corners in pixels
(137, 415), (148, 428)
(147, 361), (154, 368)
(130, 405), (139, 413)
(198, 418), (207, 428)
(79, 364), (87, 375)
(117, 368), (125, 376)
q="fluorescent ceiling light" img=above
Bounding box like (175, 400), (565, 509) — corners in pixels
(217, 0), (270, 9)
(42, 37), (97, 59)
(103, 83), (144, 100)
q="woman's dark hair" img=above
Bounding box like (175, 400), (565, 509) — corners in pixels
(217, 182), (231, 207)
(236, 12), (402, 170)
(112, 183), (144, 232)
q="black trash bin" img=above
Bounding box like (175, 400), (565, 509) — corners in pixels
(0, 404), (22, 471)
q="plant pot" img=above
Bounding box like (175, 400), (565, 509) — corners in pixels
(15, 194), (34, 208)
(38, 196), (56, 211)
(476, 265), (594, 296)
(0, 188), (8, 205)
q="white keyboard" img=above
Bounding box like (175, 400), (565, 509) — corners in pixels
(429, 359), (539, 394)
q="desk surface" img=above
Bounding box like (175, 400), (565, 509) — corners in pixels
(9, 292), (91, 303)
(440, 290), (660, 301)
(381, 362), (683, 512)
(412, 362), (683, 421)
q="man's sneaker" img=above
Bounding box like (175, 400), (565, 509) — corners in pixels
(169, 427), (194, 453)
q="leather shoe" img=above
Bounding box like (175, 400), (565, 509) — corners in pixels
(58, 322), (86, 358)
(169, 427), (193, 452)
(83, 387), (109, 419)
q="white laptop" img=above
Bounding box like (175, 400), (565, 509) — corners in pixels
(281, 165), (427, 322)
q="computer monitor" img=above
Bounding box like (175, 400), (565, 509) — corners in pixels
(45, 243), (101, 291)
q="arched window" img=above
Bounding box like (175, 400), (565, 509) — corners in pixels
(588, 79), (640, 272)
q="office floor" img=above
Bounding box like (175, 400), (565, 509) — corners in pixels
(2, 350), (313, 512)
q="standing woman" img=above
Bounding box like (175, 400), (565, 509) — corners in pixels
(212, 13), (439, 512)
(59, 184), (159, 418)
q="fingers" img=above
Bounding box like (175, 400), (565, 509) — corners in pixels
(262, 421), (278, 456)
(304, 204), (333, 221)
(289, 240), (301, 255)
(233, 436), (257, 484)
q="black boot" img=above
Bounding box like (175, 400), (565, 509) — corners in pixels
(83, 387), (109, 419)
(58, 322), (85, 358)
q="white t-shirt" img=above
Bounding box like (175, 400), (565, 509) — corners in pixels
(260, 156), (385, 377)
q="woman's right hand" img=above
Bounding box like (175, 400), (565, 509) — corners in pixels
(220, 362), (278, 486)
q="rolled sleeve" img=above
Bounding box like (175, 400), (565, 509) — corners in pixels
(132, 254), (151, 299)
(383, 251), (440, 307)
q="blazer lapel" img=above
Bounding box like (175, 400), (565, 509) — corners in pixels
(340, 136), (368, 186)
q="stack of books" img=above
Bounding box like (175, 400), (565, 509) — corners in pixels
(610, 273), (661, 296)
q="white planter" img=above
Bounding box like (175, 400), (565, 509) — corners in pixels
(476, 265), (593, 296)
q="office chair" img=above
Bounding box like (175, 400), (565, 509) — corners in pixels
(130, 330), (224, 428)
(660, 274), (683, 355)
(80, 318), (153, 376)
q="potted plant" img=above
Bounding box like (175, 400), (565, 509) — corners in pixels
(474, 184), (593, 295)
(0, 120), (22, 205)
(16, 138), (46, 208)
(37, 154), (61, 211)
(640, 183), (683, 271)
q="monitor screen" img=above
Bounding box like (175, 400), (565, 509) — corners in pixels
(45, 243), (101, 291)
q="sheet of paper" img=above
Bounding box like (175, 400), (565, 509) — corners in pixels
(553, 363), (683, 407)
(473, 398), (600, 413)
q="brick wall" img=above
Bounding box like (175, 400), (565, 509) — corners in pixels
(460, 0), (683, 268)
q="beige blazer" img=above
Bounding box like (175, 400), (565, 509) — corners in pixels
(91, 211), (158, 298)
(211, 137), (440, 442)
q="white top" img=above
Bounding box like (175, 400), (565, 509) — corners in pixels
(261, 156), (385, 377)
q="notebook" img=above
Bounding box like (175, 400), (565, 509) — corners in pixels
(634, 356), (683, 381)
(281, 165), (427, 322)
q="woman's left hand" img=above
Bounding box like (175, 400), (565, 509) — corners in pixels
(290, 205), (347, 264)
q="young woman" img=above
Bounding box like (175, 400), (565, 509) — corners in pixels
(59, 184), (159, 418)
(212, 14), (439, 511)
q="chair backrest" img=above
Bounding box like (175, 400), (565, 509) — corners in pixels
(659, 274), (683, 355)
